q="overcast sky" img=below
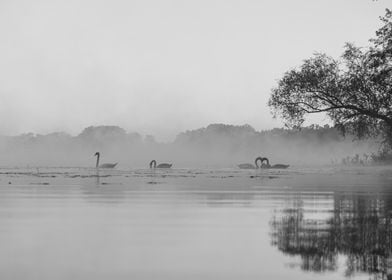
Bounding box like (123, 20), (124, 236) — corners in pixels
(0, 0), (387, 140)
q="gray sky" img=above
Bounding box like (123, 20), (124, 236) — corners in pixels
(0, 0), (387, 140)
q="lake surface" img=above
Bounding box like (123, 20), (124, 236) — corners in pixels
(1, 166), (392, 280)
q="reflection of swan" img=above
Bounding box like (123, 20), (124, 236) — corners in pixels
(94, 152), (118, 168)
(149, 160), (172, 169)
(255, 156), (289, 169)
(238, 163), (256, 169)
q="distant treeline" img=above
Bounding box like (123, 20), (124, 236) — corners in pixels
(0, 124), (378, 167)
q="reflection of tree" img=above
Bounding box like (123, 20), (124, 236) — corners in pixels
(270, 193), (392, 279)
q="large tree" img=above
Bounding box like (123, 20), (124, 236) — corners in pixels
(269, 9), (392, 150)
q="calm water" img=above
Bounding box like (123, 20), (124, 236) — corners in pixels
(1, 167), (392, 280)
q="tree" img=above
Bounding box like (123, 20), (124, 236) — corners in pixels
(269, 9), (392, 150)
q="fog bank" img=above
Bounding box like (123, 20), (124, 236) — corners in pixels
(0, 124), (378, 168)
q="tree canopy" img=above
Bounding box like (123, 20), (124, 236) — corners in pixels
(269, 9), (392, 150)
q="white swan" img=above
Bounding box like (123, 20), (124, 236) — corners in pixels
(149, 160), (172, 169)
(255, 156), (289, 169)
(94, 152), (118, 168)
(238, 163), (256, 169)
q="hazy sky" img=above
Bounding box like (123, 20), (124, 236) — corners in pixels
(0, 0), (387, 140)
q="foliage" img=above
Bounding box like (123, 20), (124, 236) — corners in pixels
(269, 9), (392, 150)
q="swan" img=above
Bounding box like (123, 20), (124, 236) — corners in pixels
(94, 152), (118, 168)
(238, 163), (256, 169)
(255, 156), (289, 169)
(149, 160), (172, 169)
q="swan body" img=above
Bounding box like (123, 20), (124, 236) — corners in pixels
(94, 152), (117, 169)
(157, 163), (172, 168)
(99, 163), (118, 168)
(269, 164), (289, 169)
(238, 163), (256, 169)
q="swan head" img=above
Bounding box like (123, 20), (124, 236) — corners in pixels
(94, 152), (100, 157)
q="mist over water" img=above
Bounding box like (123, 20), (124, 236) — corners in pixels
(0, 124), (377, 168)
(0, 0), (390, 279)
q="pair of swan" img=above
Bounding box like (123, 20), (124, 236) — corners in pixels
(238, 157), (289, 169)
(93, 152), (173, 169)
